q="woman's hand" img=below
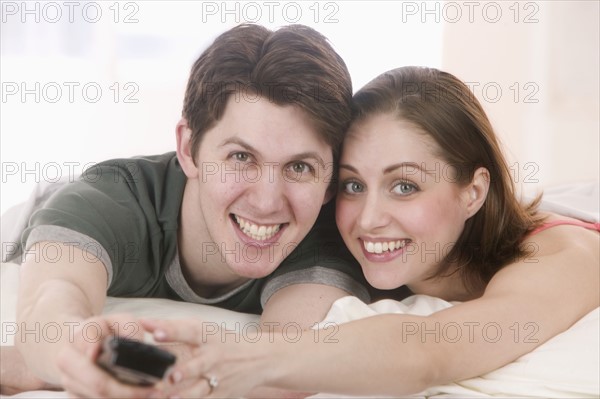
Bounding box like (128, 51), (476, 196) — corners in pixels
(141, 318), (271, 398)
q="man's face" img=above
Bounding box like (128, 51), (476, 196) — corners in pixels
(184, 96), (334, 279)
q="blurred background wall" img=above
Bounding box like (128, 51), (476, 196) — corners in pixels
(1, 1), (598, 214)
(443, 1), (599, 194)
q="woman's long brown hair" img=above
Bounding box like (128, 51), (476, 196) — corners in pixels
(352, 66), (544, 293)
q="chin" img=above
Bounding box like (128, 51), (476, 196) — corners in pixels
(364, 271), (404, 291)
(233, 267), (278, 279)
(226, 258), (282, 279)
(368, 280), (403, 291)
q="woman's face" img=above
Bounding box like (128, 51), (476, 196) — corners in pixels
(336, 113), (474, 292)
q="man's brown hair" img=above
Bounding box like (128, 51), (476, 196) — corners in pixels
(182, 24), (353, 167)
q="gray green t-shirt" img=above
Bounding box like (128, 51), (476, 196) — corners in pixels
(21, 153), (369, 314)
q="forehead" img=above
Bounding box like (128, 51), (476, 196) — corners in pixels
(343, 113), (439, 162)
(202, 96), (332, 156)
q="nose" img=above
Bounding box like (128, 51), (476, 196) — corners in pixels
(244, 166), (286, 216)
(356, 191), (391, 232)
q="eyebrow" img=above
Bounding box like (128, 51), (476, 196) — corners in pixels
(339, 162), (434, 175)
(220, 137), (327, 168)
(220, 137), (259, 153)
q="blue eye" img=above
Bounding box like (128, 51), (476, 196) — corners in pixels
(342, 181), (364, 194)
(392, 182), (416, 195)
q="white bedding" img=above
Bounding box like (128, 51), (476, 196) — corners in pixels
(1, 181), (599, 398)
(2, 268), (598, 398)
(311, 296), (599, 398)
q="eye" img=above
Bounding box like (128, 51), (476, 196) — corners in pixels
(392, 181), (417, 195)
(342, 181), (365, 194)
(284, 162), (315, 181)
(290, 162), (313, 174)
(231, 152), (251, 162)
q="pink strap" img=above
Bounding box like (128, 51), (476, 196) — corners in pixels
(529, 220), (600, 236)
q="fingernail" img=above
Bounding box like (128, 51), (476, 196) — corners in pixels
(154, 329), (167, 340)
(169, 370), (182, 384)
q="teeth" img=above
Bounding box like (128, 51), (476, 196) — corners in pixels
(257, 226), (266, 236)
(234, 215), (282, 241)
(363, 239), (409, 254)
(374, 242), (383, 254)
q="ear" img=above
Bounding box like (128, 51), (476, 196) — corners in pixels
(176, 118), (199, 178)
(463, 167), (490, 218)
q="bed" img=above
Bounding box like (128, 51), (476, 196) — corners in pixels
(1, 182), (599, 398)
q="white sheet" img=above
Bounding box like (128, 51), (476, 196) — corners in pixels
(2, 262), (598, 398)
(310, 296), (600, 398)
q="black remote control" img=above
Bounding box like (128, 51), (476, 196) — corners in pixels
(97, 336), (177, 386)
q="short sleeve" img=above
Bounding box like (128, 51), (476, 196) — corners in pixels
(21, 153), (185, 297)
(260, 200), (370, 307)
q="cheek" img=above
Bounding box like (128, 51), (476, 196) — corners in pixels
(200, 173), (245, 207)
(422, 194), (466, 241)
(403, 207), (435, 236)
(399, 196), (454, 238)
(335, 197), (357, 237)
(288, 183), (328, 220)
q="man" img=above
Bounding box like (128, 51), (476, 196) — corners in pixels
(3, 24), (369, 397)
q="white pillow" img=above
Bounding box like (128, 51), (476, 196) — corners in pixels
(312, 295), (600, 398)
(4, 262), (599, 398)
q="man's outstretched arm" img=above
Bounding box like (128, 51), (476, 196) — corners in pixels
(16, 241), (108, 384)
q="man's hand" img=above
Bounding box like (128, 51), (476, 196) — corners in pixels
(0, 346), (60, 395)
(56, 314), (159, 398)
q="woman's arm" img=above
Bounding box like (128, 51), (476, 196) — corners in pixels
(146, 226), (599, 397)
(273, 228), (599, 395)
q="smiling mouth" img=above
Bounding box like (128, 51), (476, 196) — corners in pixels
(362, 239), (411, 254)
(231, 214), (283, 241)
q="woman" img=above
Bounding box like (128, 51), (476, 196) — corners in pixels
(143, 67), (599, 398)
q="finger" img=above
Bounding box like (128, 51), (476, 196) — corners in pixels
(169, 377), (212, 399)
(86, 313), (145, 341)
(72, 315), (149, 363)
(70, 319), (110, 357)
(58, 341), (155, 398)
(141, 318), (207, 345)
(167, 350), (211, 384)
(102, 313), (146, 340)
(161, 347), (227, 398)
(58, 344), (103, 398)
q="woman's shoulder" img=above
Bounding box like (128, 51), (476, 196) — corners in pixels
(524, 212), (599, 256)
(486, 212), (598, 309)
(533, 212), (600, 231)
(488, 212), (599, 285)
